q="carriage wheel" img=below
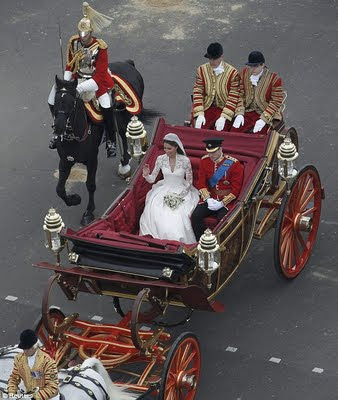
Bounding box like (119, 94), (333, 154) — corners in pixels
(274, 165), (323, 279)
(130, 288), (166, 352)
(34, 308), (71, 365)
(159, 332), (201, 400)
(42, 275), (79, 336)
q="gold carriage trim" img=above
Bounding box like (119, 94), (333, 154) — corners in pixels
(110, 73), (142, 115)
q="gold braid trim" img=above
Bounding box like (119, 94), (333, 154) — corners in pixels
(96, 38), (108, 49)
(222, 192), (236, 207)
(67, 42), (100, 74)
(113, 83), (133, 106)
(199, 188), (211, 201)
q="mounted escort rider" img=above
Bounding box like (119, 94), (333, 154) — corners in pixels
(48, 2), (117, 158)
(7, 329), (60, 400)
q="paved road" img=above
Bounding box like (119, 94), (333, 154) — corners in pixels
(0, 0), (337, 398)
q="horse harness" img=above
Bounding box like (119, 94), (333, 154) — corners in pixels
(59, 365), (110, 400)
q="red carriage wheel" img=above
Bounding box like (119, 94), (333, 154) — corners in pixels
(34, 307), (71, 365)
(274, 165), (323, 279)
(159, 332), (201, 400)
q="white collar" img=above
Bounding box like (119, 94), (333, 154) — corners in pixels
(213, 63), (224, 76)
(250, 69), (264, 86)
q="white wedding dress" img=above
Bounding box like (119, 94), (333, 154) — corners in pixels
(139, 154), (199, 244)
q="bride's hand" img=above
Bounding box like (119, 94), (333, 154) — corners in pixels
(143, 164), (150, 177)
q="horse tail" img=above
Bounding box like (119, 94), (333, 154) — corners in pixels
(138, 107), (164, 124)
(82, 358), (138, 400)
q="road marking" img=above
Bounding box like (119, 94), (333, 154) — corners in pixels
(312, 367), (324, 374)
(225, 346), (238, 352)
(5, 296), (18, 302)
(91, 315), (103, 322)
(269, 357), (281, 364)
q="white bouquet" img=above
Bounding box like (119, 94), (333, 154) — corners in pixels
(163, 193), (185, 210)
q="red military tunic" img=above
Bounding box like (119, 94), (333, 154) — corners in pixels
(65, 35), (114, 98)
(197, 153), (244, 207)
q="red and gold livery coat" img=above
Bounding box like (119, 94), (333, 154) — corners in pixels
(193, 61), (240, 121)
(65, 35), (114, 98)
(197, 154), (244, 207)
(7, 349), (59, 400)
(236, 67), (284, 123)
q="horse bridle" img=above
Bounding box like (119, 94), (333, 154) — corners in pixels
(54, 89), (90, 142)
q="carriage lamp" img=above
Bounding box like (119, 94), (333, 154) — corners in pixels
(277, 136), (299, 181)
(197, 229), (220, 289)
(126, 116), (148, 160)
(43, 208), (65, 258)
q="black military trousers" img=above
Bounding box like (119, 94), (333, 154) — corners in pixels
(191, 202), (228, 241)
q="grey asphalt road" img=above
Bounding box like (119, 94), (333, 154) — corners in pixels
(0, 0), (337, 399)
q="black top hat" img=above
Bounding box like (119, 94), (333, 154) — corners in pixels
(18, 329), (38, 350)
(203, 137), (224, 152)
(245, 51), (265, 66)
(204, 43), (223, 60)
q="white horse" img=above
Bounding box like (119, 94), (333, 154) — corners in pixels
(0, 345), (138, 400)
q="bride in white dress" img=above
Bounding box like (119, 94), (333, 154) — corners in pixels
(139, 133), (199, 244)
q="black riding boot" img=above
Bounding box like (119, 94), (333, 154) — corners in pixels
(48, 103), (58, 150)
(101, 106), (117, 158)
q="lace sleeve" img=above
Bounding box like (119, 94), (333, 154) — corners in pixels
(144, 155), (162, 184)
(179, 157), (194, 197)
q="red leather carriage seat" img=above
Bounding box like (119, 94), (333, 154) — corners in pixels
(78, 119), (270, 245)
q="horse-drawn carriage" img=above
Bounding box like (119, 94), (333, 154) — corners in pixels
(32, 116), (323, 399)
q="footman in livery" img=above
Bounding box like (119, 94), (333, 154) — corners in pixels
(7, 330), (59, 400)
(191, 137), (244, 240)
(231, 51), (285, 134)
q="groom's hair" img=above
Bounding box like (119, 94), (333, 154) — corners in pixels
(164, 140), (185, 155)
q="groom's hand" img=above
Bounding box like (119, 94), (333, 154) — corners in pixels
(208, 199), (224, 211)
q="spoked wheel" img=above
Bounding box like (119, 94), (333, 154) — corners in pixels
(34, 307), (71, 365)
(131, 288), (168, 352)
(159, 332), (201, 400)
(274, 165), (323, 279)
(42, 274), (79, 336)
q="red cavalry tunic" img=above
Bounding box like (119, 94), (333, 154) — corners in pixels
(65, 35), (114, 98)
(197, 154), (244, 207)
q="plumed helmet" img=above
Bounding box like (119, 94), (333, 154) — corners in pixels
(18, 329), (38, 350)
(77, 2), (113, 37)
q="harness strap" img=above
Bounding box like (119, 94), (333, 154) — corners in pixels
(64, 379), (98, 400)
(60, 366), (109, 400)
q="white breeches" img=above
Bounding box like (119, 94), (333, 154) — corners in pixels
(47, 84), (111, 108)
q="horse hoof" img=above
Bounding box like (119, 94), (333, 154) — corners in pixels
(66, 194), (81, 206)
(81, 211), (94, 226)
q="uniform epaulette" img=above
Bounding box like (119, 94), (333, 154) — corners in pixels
(96, 39), (108, 49)
(69, 34), (79, 44)
(201, 154), (209, 160)
(226, 155), (238, 163)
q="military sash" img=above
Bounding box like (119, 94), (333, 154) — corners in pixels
(208, 160), (234, 188)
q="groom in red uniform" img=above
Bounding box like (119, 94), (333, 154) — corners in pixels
(191, 137), (244, 240)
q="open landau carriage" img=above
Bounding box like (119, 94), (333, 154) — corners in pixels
(35, 117), (324, 399)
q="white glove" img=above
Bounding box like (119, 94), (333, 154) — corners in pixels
(253, 118), (266, 133)
(232, 114), (244, 129)
(76, 78), (99, 95)
(195, 114), (206, 129)
(215, 116), (226, 131)
(63, 70), (73, 81)
(208, 199), (224, 211)
(206, 198), (215, 208)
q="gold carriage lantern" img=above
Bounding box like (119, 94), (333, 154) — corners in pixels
(197, 229), (220, 289)
(43, 208), (66, 262)
(277, 136), (299, 181)
(126, 116), (148, 160)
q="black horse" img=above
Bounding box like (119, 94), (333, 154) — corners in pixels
(52, 61), (152, 226)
